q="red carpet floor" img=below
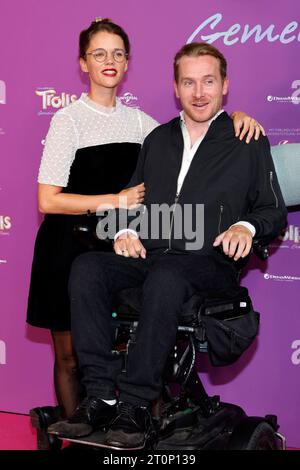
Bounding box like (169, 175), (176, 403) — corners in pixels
(0, 412), (37, 450)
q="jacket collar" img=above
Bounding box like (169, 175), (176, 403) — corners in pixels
(171, 111), (231, 148)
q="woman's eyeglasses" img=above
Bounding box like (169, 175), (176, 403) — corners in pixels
(85, 48), (128, 63)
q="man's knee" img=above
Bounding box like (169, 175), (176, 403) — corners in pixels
(69, 252), (107, 294)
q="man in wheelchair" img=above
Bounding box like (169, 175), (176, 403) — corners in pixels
(47, 42), (287, 449)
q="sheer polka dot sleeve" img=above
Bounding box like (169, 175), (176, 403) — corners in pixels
(138, 110), (160, 141)
(38, 111), (78, 187)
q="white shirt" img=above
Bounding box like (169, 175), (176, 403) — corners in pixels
(177, 109), (224, 195)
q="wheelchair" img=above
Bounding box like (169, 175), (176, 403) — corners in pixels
(29, 143), (300, 450)
(30, 238), (285, 451)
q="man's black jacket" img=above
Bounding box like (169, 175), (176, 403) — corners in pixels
(104, 112), (287, 260)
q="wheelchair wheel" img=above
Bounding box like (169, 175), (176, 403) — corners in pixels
(227, 417), (278, 450)
(246, 422), (278, 450)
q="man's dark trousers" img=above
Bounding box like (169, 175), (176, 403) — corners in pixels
(70, 250), (237, 406)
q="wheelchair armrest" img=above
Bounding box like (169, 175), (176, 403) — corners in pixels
(252, 239), (269, 260)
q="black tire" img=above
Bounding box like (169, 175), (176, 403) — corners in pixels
(246, 422), (278, 450)
(228, 417), (278, 450)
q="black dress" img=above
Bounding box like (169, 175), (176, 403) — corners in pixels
(27, 143), (140, 331)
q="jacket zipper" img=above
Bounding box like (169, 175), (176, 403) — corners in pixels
(269, 171), (278, 208)
(165, 192), (180, 252)
(218, 204), (224, 234)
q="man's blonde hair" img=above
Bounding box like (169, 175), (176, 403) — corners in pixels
(174, 42), (227, 83)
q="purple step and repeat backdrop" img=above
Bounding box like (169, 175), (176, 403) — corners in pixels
(1, 0), (300, 446)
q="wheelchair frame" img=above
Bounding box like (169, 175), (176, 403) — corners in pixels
(33, 283), (286, 451)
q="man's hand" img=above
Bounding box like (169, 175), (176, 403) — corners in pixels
(231, 111), (265, 144)
(114, 233), (146, 259)
(213, 225), (253, 261)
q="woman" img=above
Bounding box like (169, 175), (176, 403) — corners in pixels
(27, 18), (264, 444)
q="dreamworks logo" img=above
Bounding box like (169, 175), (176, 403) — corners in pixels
(119, 92), (139, 108)
(0, 80), (5, 104)
(267, 80), (300, 105)
(264, 272), (300, 282)
(0, 216), (11, 234)
(36, 88), (77, 115)
(0, 340), (6, 365)
(291, 340), (300, 365)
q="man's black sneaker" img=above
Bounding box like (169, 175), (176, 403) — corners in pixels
(105, 402), (156, 449)
(47, 397), (117, 438)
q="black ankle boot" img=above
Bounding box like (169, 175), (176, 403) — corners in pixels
(29, 405), (63, 450)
